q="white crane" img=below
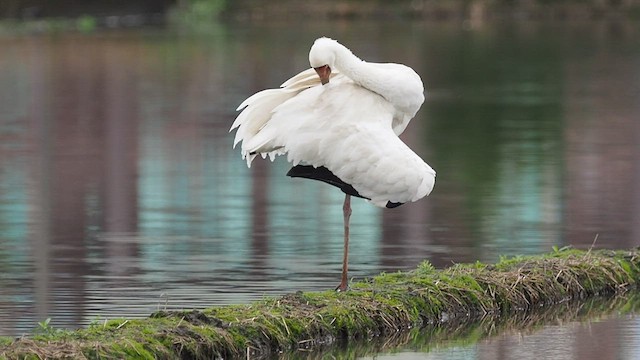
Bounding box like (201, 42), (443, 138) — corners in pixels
(231, 37), (436, 291)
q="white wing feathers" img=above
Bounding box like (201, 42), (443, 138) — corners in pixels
(230, 68), (342, 167)
(232, 76), (435, 207)
(280, 68), (322, 88)
(287, 85), (434, 206)
(231, 38), (435, 208)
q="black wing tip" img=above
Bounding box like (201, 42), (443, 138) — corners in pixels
(386, 201), (404, 208)
(287, 165), (366, 199)
(287, 165), (406, 209)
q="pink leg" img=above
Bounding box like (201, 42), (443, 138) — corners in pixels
(336, 194), (351, 291)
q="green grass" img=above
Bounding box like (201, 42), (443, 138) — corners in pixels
(1, 248), (639, 359)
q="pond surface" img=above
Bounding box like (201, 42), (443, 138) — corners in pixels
(362, 309), (640, 360)
(362, 313), (640, 360)
(1, 18), (640, 357)
(358, 295), (640, 360)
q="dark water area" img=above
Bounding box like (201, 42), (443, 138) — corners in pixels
(1, 18), (640, 357)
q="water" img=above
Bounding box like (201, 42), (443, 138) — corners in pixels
(1, 18), (640, 357)
(361, 310), (640, 360)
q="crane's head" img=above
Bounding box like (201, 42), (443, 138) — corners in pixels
(309, 37), (337, 85)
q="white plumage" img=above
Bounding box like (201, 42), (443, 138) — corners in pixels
(231, 37), (435, 290)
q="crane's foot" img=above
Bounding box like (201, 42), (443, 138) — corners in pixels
(335, 282), (349, 292)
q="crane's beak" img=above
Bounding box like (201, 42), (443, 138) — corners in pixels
(314, 65), (331, 85)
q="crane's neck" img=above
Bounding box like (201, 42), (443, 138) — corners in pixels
(329, 40), (424, 121)
(332, 43), (386, 99)
(332, 44), (368, 85)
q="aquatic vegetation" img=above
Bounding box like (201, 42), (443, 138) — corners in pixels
(1, 248), (639, 359)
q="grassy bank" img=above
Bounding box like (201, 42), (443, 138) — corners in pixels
(1, 248), (639, 359)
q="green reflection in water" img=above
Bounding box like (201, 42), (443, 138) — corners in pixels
(280, 294), (640, 360)
(424, 23), (565, 259)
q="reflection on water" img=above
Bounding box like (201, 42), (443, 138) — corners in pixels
(0, 19), (640, 357)
(345, 295), (640, 360)
(363, 314), (640, 360)
(361, 304), (640, 360)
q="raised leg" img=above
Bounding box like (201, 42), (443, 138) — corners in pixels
(336, 194), (351, 291)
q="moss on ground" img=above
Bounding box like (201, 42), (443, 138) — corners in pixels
(1, 248), (640, 359)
